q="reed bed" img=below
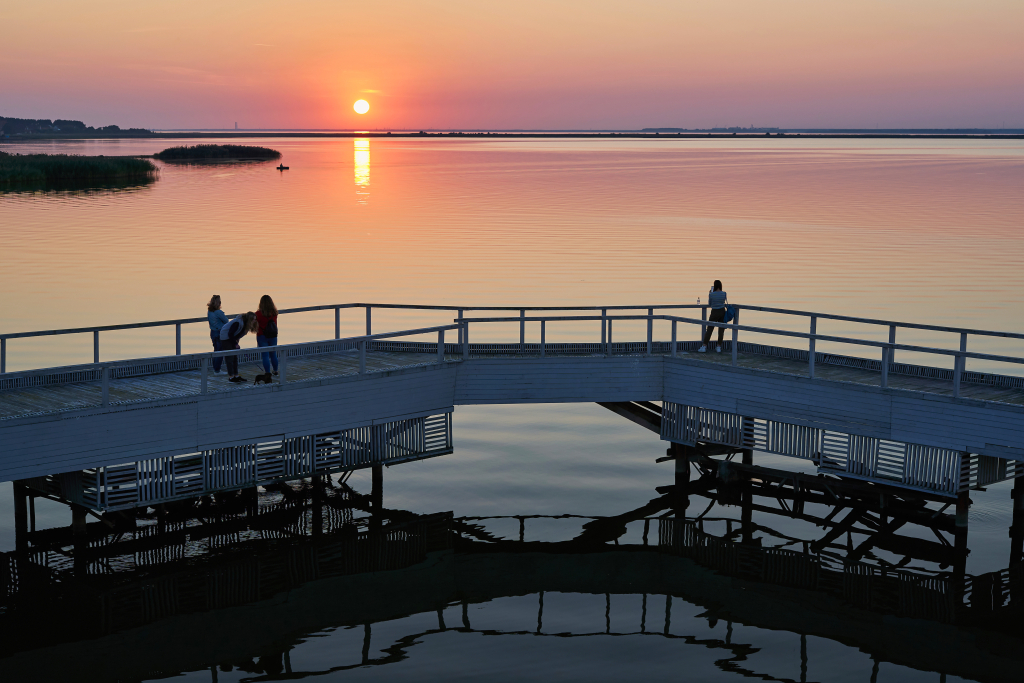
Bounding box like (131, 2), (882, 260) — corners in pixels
(0, 152), (157, 184)
(154, 144), (281, 160)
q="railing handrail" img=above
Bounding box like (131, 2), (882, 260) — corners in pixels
(0, 304), (703, 340)
(734, 304), (1024, 340)
(4, 311), (1024, 379)
(0, 324), (460, 382)
(2, 301), (1021, 341)
(458, 313), (1024, 366)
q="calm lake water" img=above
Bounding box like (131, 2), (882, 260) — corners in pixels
(1, 137), (1023, 681)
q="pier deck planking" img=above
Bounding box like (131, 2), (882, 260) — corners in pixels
(1, 345), (1023, 422)
(0, 350), (454, 420)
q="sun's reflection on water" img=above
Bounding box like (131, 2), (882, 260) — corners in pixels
(354, 139), (370, 202)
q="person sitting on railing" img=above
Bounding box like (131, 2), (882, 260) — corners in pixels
(699, 280), (728, 353)
(256, 295), (279, 377)
(207, 295), (229, 374)
(219, 312), (258, 383)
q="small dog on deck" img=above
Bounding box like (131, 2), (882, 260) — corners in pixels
(253, 372), (274, 385)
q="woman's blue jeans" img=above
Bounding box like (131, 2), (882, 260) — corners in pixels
(257, 335), (278, 372)
(210, 331), (223, 372)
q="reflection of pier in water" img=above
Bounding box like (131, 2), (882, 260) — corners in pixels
(3, 461), (1024, 681)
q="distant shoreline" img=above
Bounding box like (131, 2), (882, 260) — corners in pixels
(3, 131), (1024, 141)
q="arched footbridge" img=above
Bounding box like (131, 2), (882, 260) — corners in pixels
(1, 302), (1022, 510)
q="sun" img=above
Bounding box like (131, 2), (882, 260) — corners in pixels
(353, 99), (370, 115)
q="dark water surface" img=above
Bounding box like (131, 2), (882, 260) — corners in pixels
(2, 138), (1024, 681)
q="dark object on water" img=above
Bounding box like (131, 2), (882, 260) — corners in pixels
(277, 164), (289, 171)
(154, 144), (281, 161)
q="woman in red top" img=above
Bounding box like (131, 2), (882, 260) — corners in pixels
(256, 295), (279, 375)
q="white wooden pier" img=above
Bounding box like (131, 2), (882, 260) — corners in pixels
(1, 302), (1023, 510)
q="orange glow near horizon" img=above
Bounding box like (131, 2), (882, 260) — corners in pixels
(2, 1), (1023, 129)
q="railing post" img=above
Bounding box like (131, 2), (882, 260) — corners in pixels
(200, 356), (209, 395)
(808, 316), (817, 379)
(647, 308), (653, 356)
(520, 309), (526, 354)
(953, 334), (967, 398)
(279, 349), (288, 383)
(671, 320), (677, 357)
(601, 308), (607, 347)
(175, 323), (182, 355)
(462, 323), (469, 360)
(733, 308), (740, 358)
(889, 324), (897, 365)
(607, 319), (613, 356)
(437, 329), (445, 364)
(101, 365), (110, 406)
(881, 346), (890, 388)
(365, 306), (372, 336)
(458, 309), (464, 345)
(946, 350), (962, 397)
(93, 330), (100, 363)
(701, 307), (707, 343)
(541, 320), (546, 357)
(335, 307), (341, 339)
(731, 324), (738, 366)
(1, 337), (5, 373)
(359, 340), (366, 374)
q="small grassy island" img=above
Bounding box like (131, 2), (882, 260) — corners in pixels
(154, 144), (281, 161)
(0, 151), (157, 184)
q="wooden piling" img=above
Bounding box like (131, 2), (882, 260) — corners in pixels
(953, 490), (970, 620)
(1011, 477), (1024, 567)
(370, 464), (383, 541)
(13, 481), (29, 553)
(72, 504), (88, 576)
(741, 449), (753, 544)
(312, 476), (324, 537)
(671, 443), (690, 516)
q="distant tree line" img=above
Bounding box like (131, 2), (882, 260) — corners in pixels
(0, 116), (151, 136)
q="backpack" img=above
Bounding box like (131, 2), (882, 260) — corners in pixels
(264, 317), (279, 338)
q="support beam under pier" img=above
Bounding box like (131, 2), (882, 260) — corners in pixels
(1012, 477), (1024, 568)
(668, 443), (691, 516)
(371, 464), (383, 536)
(13, 481), (29, 554)
(741, 449), (753, 544)
(72, 504), (88, 577)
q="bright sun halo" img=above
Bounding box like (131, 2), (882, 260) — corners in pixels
(353, 99), (370, 114)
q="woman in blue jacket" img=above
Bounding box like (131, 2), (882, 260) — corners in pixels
(207, 295), (229, 373)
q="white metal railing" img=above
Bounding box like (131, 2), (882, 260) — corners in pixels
(2, 303), (1023, 402)
(458, 310), (1024, 398)
(0, 303), (706, 373)
(4, 302), (1021, 373)
(0, 323), (460, 407)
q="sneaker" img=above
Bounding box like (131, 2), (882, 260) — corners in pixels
(273, 371), (279, 376)
(698, 345), (707, 353)
(230, 376), (247, 383)
(716, 346), (722, 353)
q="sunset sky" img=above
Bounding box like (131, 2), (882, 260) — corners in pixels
(4, 0), (1023, 130)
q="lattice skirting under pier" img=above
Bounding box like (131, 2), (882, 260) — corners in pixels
(661, 401), (1022, 497)
(24, 412), (453, 512)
